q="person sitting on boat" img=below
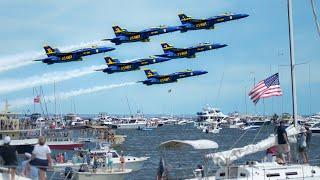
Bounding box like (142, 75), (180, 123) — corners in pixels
(0, 136), (18, 180)
(30, 136), (52, 180)
(21, 153), (31, 177)
(106, 150), (113, 172)
(119, 151), (125, 171)
(276, 121), (291, 164)
(265, 146), (277, 162)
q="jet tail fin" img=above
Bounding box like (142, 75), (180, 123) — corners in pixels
(112, 26), (127, 36)
(104, 57), (120, 65)
(161, 42), (174, 53)
(178, 13), (192, 24)
(43, 45), (56, 57)
(143, 69), (158, 79)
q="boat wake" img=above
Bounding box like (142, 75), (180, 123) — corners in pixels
(0, 40), (111, 72)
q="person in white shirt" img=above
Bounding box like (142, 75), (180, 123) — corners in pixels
(30, 136), (52, 180)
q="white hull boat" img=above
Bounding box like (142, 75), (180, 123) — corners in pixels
(188, 162), (320, 180)
(74, 169), (132, 180)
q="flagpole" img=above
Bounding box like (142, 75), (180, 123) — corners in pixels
(287, 0), (298, 126)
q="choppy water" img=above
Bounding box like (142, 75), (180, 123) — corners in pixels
(114, 123), (320, 180)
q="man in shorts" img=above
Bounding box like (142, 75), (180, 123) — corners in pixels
(277, 121), (290, 164)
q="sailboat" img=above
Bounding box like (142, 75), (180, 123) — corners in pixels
(188, 0), (320, 179)
(158, 0), (320, 179)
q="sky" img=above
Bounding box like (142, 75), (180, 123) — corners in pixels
(0, 0), (319, 115)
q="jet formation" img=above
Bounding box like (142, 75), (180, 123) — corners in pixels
(138, 69), (208, 86)
(34, 12), (248, 85)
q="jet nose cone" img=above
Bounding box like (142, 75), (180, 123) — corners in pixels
(215, 44), (228, 49)
(241, 14), (249, 18)
(194, 70), (208, 75)
(108, 47), (116, 51)
(235, 14), (249, 19)
(158, 57), (172, 62)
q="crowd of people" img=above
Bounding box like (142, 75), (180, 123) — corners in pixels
(0, 136), (52, 180)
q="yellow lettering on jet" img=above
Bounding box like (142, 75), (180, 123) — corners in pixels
(177, 51), (188, 56)
(197, 47), (205, 51)
(160, 77), (170, 83)
(120, 65), (132, 70)
(61, 55), (73, 61)
(130, 34), (141, 40)
(217, 18), (225, 22)
(83, 51), (91, 55)
(141, 61), (148, 65)
(196, 22), (207, 27)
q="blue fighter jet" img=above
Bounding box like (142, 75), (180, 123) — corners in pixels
(139, 69), (208, 86)
(34, 45), (115, 65)
(178, 13), (249, 32)
(102, 25), (181, 45)
(155, 42), (227, 59)
(95, 56), (172, 74)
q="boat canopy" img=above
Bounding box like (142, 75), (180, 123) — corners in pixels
(206, 125), (303, 166)
(159, 139), (218, 150)
(0, 138), (38, 146)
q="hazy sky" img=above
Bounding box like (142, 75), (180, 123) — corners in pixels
(0, 0), (319, 115)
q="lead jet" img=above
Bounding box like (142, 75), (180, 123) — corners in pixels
(138, 69), (208, 86)
(178, 13), (249, 32)
(34, 45), (115, 65)
(96, 56), (172, 74)
(102, 25), (181, 45)
(155, 42), (227, 59)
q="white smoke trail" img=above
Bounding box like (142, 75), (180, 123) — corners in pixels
(0, 64), (107, 94)
(10, 82), (136, 108)
(0, 40), (111, 72)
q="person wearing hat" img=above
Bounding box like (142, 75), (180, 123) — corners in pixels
(0, 136), (18, 180)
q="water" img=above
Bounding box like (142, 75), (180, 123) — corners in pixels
(104, 124), (316, 179)
(45, 123), (320, 179)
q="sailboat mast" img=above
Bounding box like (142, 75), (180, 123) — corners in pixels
(287, 0), (298, 126)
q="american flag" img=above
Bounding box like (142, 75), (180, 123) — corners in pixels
(33, 95), (40, 103)
(248, 73), (283, 104)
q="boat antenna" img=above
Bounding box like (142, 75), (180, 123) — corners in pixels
(310, 0), (320, 38)
(125, 95), (132, 117)
(287, 0), (298, 126)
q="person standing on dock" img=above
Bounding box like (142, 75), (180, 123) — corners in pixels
(0, 136), (18, 180)
(30, 136), (52, 180)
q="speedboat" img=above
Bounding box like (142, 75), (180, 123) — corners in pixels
(53, 144), (149, 172)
